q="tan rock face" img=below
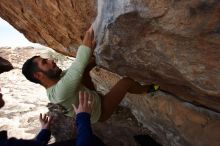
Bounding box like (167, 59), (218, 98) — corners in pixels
(90, 67), (220, 146)
(94, 0), (220, 112)
(0, 0), (96, 56)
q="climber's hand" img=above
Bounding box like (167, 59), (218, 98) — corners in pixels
(83, 26), (94, 49)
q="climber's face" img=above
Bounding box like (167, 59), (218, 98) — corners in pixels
(33, 56), (62, 80)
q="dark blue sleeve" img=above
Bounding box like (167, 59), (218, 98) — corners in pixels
(76, 112), (93, 146)
(2, 138), (41, 146)
(35, 129), (51, 145)
(0, 130), (41, 146)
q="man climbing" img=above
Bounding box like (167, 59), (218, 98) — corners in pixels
(22, 26), (159, 123)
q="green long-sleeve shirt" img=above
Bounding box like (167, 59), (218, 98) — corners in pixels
(46, 45), (101, 123)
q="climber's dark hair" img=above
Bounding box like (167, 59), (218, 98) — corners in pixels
(22, 56), (41, 84)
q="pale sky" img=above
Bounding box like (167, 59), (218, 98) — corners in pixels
(0, 17), (43, 48)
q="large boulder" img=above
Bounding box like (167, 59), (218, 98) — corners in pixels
(90, 67), (220, 146)
(94, 0), (220, 112)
